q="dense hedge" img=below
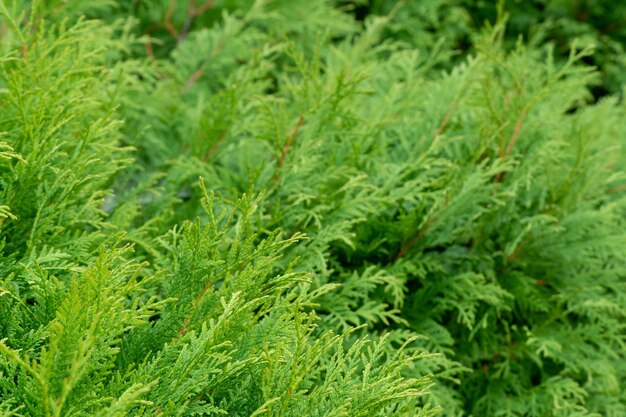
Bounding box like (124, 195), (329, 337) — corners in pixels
(0, 1), (624, 416)
(354, 0), (626, 98)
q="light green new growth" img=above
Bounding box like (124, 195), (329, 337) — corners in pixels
(0, 0), (624, 416)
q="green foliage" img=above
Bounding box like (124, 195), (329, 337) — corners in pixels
(361, 0), (626, 97)
(0, 0), (624, 416)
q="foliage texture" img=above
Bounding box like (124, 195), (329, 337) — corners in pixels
(0, 0), (624, 416)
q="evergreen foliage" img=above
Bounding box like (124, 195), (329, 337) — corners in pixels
(359, 0), (626, 97)
(0, 1), (624, 416)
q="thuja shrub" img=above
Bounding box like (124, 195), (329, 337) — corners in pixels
(0, 3), (434, 416)
(1, 1), (625, 417)
(360, 0), (626, 97)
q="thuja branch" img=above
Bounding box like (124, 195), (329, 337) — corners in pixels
(392, 197), (450, 263)
(143, 0), (216, 56)
(494, 106), (528, 183)
(178, 0), (216, 42)
(203, 130), (226, 161)
(433, 98), (460, 144)
(504, 107), (527, 157)
(163, 0), (179, 38)
(274, 116), (304, 183)
(183, 63), (208, 91)
(431, 67), (477, 146)
(178, 276), (214, 337)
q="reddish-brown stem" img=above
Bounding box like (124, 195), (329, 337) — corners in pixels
(392, 198), (449, 263)
(274, 116), (304, 183)
(193, 0), (215, 16)
(183, 63), (207, 91)
(178, 278), (215, 336)
(494, 108), (528, 183)
(608, 184), (626, 194)
(433, 99), (459, 144)
(392, 219), (433, 263)
(504, 108), (527, 157)
(142, 0), (215, 57)
(144, 40), (155, 59)
(203, 130), (226, 161)
(164, 21), (178, 38)
(178, 1), (216, 42)
(177, 0), (197, 42)
(163, 0), (178, 37)
(507, 247), (520, 262)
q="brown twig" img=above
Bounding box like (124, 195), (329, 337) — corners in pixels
(273, 116), (304, 183)
(142, 22), (163, 59)
(504, 108), (527, 157)
(178, 277), (215, 336)
(494, 107), (528, 183)
(142, 1), (216, 58)
(193, 0), (216, 15)
(392, 198), (450, 263)
(392, 219), (434, 263)
(177, 0), (196, 42)
(163, 0), (179, 38)
(144, 40), (155, 59)
(178, 0), (216, 42)
(431, 72), (476, 145)
(202, 130), (226, 161)
(607, 184), (626, 194)
(183, 63), (207, 91)
(432, 98), (459, 144)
